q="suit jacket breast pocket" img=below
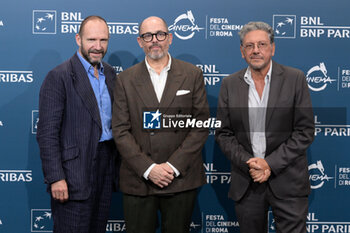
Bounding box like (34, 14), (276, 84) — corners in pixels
(174, 92), (192, 107)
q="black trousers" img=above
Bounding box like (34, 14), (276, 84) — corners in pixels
(234, 182), (308, 233)
(123, 189), (197, 233)
(51, 140), (115, 233)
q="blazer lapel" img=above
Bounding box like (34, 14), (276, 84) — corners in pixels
(238, 72), (251, 144)
(132, 61), (160, 109)
(70, 54), (102, 129)
(159, 60), (185, 111)
(103, 64), (115, 103)
(266, 61), (284, 130)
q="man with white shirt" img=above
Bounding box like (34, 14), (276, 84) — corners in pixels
(215, 21), (315, 233)
(112, 16), (209, 233)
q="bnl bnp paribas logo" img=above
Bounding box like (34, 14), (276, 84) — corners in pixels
(106, 220), (202, 232)
(32, 10), (56, 34)
(268, 211), (350, 232)
(33, 10), (138, 35)
(143, 110), (162, 129)
(300, 16), (350, 39)
(273, 15), (296, 39)
(0, 70), (34, 83)
(309, 160), (333, 189)
(0, 170), (32, 182)
(274, 14), (350, 39)
(196, 64), (229, 87)
(31, 209), (52, 232)
(169, 10), (204, 40)
(204, 163), (231, 184)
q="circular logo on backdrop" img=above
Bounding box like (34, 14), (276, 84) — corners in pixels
(308, 160), (333, 189)
(275, 16), (294, 36)
(169, 10), (204, 40)
(33, 211), (52, 231)
(306, 62), (336, 91)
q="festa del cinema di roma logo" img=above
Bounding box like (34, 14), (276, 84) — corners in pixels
(308, 160), (333, 189)
(143, 110), (220, 129)
(306, 62), (336, 92)
(169, 10), (204, 40)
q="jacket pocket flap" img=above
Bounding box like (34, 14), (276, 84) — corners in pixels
(62, 147), (79, 162)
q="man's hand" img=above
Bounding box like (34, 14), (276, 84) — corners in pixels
(148, 164), (174, 188)
(247, 158), (271, 183)
(249, 168), (271, 183)
(51, 179), (69, 202)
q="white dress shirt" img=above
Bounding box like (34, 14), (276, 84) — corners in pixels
(243, 61), (272, 158)
(143, 54), (180, 179)
(145, 54), (172, 102)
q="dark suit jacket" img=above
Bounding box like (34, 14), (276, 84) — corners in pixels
(112, 58), (209, 196)
(37, 53), (117, 200)
(215, 61), (315, 201)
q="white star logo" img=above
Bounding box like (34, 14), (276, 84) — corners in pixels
(44, 212), (52, 219)
(37, 17), (45, 23)
(150, 110), (161, 122)
(46, 13), (54, 20)
(277, 22), (285, 27)
(285, 17), (294, 25)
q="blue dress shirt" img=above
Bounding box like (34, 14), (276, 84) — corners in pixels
(77, 51), (113, 142)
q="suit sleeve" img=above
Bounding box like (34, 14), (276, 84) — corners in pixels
(166, 69), (210, 176)
(36, 70), (66, 184)
(215, 78), (251, 175)
(112, 76), (155, 177)
(265, 70), (315, 175)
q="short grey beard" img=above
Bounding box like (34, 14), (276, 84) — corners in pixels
(147, 51), (165, 60)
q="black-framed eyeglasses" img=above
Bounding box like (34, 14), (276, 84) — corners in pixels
(140, 31), (168, 42)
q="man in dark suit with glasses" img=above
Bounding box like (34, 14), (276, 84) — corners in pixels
(112, 16), (209, 233)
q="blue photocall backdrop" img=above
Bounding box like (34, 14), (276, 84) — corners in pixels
(0, 0), (350, 232)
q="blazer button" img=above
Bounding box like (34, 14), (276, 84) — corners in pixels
(150, 131), (155, 136)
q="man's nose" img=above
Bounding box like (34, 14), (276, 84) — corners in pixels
(94, 41), (102, 49)
(151, 34), (158, 43)
(252, 44), (260, 53)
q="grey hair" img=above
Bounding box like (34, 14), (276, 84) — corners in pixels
(238, 21), (274, 45)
